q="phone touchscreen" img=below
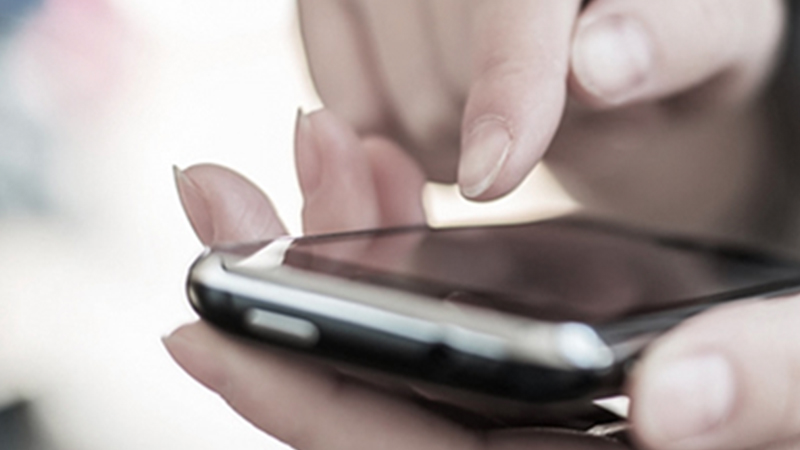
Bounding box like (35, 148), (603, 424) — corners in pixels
(240, 218), (800, 324)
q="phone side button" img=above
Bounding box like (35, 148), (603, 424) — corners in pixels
(243, 308), (320, 347)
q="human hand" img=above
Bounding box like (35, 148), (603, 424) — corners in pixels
(168, 0), (800, 448)
(299, 15), (800, 450)
(166, 110), (629, 450)
(169, 108), (800, 450)
(299, 0), (786, 208)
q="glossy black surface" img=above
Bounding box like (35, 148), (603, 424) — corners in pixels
(281, 217), (800, 324)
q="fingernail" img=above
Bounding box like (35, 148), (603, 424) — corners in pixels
(641, 354), (735, 444)
(458, 117), (512, 199)
(573, 16), (653, 103)
(163, 329), (229, 394)
(173, 165), (214, 244)
(294, 108), (322, 194)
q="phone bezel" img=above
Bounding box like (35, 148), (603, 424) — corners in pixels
(189, 248), (617, 371)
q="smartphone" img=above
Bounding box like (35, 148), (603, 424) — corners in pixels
(186, 215), (800, 406)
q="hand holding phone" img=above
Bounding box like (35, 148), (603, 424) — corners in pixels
(168, 160), (631, 450)
(168, 109), (800, 450)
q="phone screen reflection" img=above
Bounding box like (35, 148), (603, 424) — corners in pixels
(284, 218), (800, 323)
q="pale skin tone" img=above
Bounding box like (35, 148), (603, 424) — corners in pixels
(167, 1), (800, 449)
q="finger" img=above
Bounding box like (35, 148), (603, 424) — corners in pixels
(345, 135), (429, 271)
(163, 322), (481, 450)
(459, 0), (582, 200)
(630, 297), (800, 450)
(297, 0), (392, 133)
(362, 135), (427, 227)
(570, 0), (786, 108)
(174, 164), (285, 245)
(427, 0), (473, 98)
(295, 109), (381, 234)
(356, 0), (462, 178)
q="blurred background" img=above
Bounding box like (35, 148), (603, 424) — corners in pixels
(0, 1), (574, 449)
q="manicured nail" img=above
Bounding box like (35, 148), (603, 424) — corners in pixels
(640, 354), (735, 444)
(163, 328), (229, 394)
(458, 117), (512, 199)
(173, 165), (214, 244)
(572, 16), (653, 103)
(294, 108), (322, 194)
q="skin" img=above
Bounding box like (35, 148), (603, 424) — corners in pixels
(167, 2), (800, 450)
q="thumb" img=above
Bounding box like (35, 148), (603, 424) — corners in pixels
(630, 297), (800, 450)
(458, 0), (581, 200)
(174, 164), (286, 245)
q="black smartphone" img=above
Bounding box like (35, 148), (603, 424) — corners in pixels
(186, 215), (800, 406)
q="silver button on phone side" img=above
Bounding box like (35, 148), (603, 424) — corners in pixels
(244, 308), (320, 347)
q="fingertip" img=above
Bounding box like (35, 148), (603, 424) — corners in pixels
(294, 108), (321, 195)
(570, 0), (785, 109)
(177, 163), (285, 245)
(174, 165), (215, 245)
(305, 108), (361, 146)
(459, 50), (570, 201)
(631, 351), (737, 450)
(457, 116), (513, 199)
(628, 299), (789, 450)
(457, 108), (557, 202)
(459, 64), (571, 199)
(570, 14), (654, 108)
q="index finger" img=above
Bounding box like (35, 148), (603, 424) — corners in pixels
(459, 0), (582, 200)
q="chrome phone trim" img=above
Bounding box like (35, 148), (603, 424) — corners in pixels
(189, 243), (616, 371)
